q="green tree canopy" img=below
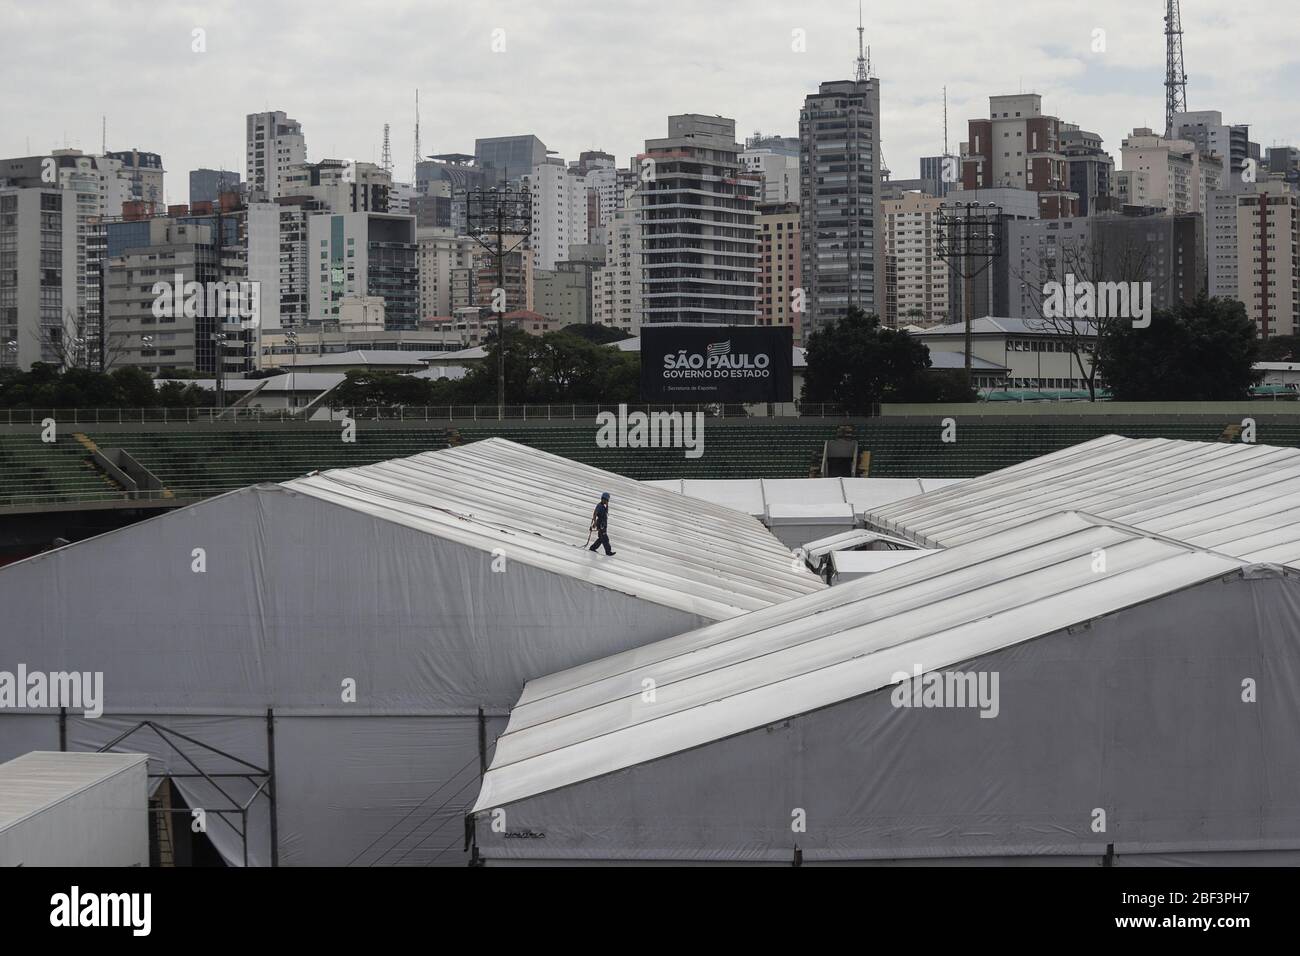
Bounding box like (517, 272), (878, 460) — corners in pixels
(801, 308), (973, 412)
(1094, 295), (1261, 401)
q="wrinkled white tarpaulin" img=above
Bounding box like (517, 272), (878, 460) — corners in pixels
(0, 439), (820, 865)
(645, 477), (966, 520)
(472, 510), (1300, 864)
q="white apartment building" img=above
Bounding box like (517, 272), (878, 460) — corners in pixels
(0, 186), (78, 369)
(282, 160), (391, 213)
(525, 161), (589, 272)
(1232, 181), (1300, 338)
(883, 191), (950, 327)
(583, 164), (622, 232)
(592, 207), (641, 333)
(741, 136), (800, 204)
(417, 231), (475, 319)
(246, 111), (307, 200)
(1120, 127), (1223, 219)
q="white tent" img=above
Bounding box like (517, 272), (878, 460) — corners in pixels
(470, 510), (1300, 864)
(0, 439), (821, 866)
(646, 477), (969, 524)
(865, 434), (1300, 565)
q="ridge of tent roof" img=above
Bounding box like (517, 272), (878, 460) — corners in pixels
(865, 435), (1300, 567)
(283, 437), (824, 620)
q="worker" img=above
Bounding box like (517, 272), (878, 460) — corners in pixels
(588, 492), (616, 556)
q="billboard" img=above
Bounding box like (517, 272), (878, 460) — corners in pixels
(639, 325), (794, 403)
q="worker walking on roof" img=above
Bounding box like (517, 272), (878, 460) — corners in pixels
(588, 492), (616, 556)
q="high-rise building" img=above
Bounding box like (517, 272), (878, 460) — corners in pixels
(417, 231), (474, 319)
(474, 135), (550, 185)
(638, 114), (759, 325)
(919, 155), (958, 198)
(799, 79), (885, 333)
(246, 111), (307, 201)
(1208, 180), (1300, 338)
(1059, 127), (1113, 216)
(742, 134), (800, 205)
(592, 207), (641, 333)
(0, 185), (78, 369)
(1120, 127), (1223, 220)
(1007, 211), (1204, 319)
(104, 215), (250, 375)
(416, 153), (488, 236)
(283, 160), (391, 212)
(105, 149), (165, 207)
(308, 212), (418, 329)
(190, 168), (242, 206)
(756, 202), (802, 335)
(960, 94), (1077, 219)
(882, 191), (949, 328)
(1173, 110), (1258, 180)
(525, 160), (589, 272)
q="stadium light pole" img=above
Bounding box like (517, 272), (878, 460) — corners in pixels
(211, 332), (228, 409)
(936, 201), (1003, 387)
(285, 328), (298, 414)
(466, 187), (532, 420)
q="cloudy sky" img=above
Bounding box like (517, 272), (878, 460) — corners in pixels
(2, 0), (1296, 202)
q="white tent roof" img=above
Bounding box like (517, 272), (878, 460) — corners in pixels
(286, 438), (823, 620)
(798, 528), (920, 558)
(473, 510), (1246, 810)
(645, 476), (968, 521)
(0, 752), (147, 833)
(866, 435), (1300, 567)
(829, 549), (940, 575)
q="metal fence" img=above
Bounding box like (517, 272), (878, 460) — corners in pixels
(0, 402), (856, 425)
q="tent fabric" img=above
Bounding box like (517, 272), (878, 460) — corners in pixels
(799, 529), (921, 558)
(471, 519), (1300, 863)
(472, 511), (1245, 813)
(647, 477), (968, 522)
(0, 438), (816, 866)
(287, 438), (823, 618)
(477, 568), (1300, 863)
(865, 435), (1300, 566)
(829, 549), (940, 576)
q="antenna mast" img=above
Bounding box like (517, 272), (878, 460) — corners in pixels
(381, 124), (393, 175)
(1164, 0), (1188, 136)
(412, 89), (422, 181)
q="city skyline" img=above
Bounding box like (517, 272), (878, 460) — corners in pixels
(3, 0), (1297, 199)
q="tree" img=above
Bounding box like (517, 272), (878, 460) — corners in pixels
(559, 323), (632, 345)
(1257, 334), (1300, 362)
(802, 308), (968, 413)
(1094, 295), (1261, 401)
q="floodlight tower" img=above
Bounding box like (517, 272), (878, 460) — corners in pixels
(936, 203), (1003, 384)
(466, 188), (532, 420)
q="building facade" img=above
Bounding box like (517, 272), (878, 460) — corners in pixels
(960, 94), (1077, 219)
(756, 201), (802, 334)
(246, 111), (307, 201)
(882, 191), (949, 327)
(799, 79), (885, 334)
(638, 114), (759, 325)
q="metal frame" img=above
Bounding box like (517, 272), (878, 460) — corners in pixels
(94, 717), (277, 867)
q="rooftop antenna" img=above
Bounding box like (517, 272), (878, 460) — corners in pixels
(381, 123), (393, 175)
(855, 1), (869, 82)
(943, 86), (949, 157)
(412, 89), (422, 181)
(101, 116), (106, 154)
(1164, 0), (1188, 135)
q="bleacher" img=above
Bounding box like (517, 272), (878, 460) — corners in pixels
(858, 419), (1300, 478)
(5, 415), (1300, 512)
(0, 433), (126, 508)
(94, 429), (452, 499)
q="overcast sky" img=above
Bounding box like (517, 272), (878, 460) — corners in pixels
(2, 0), (1296, 203)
